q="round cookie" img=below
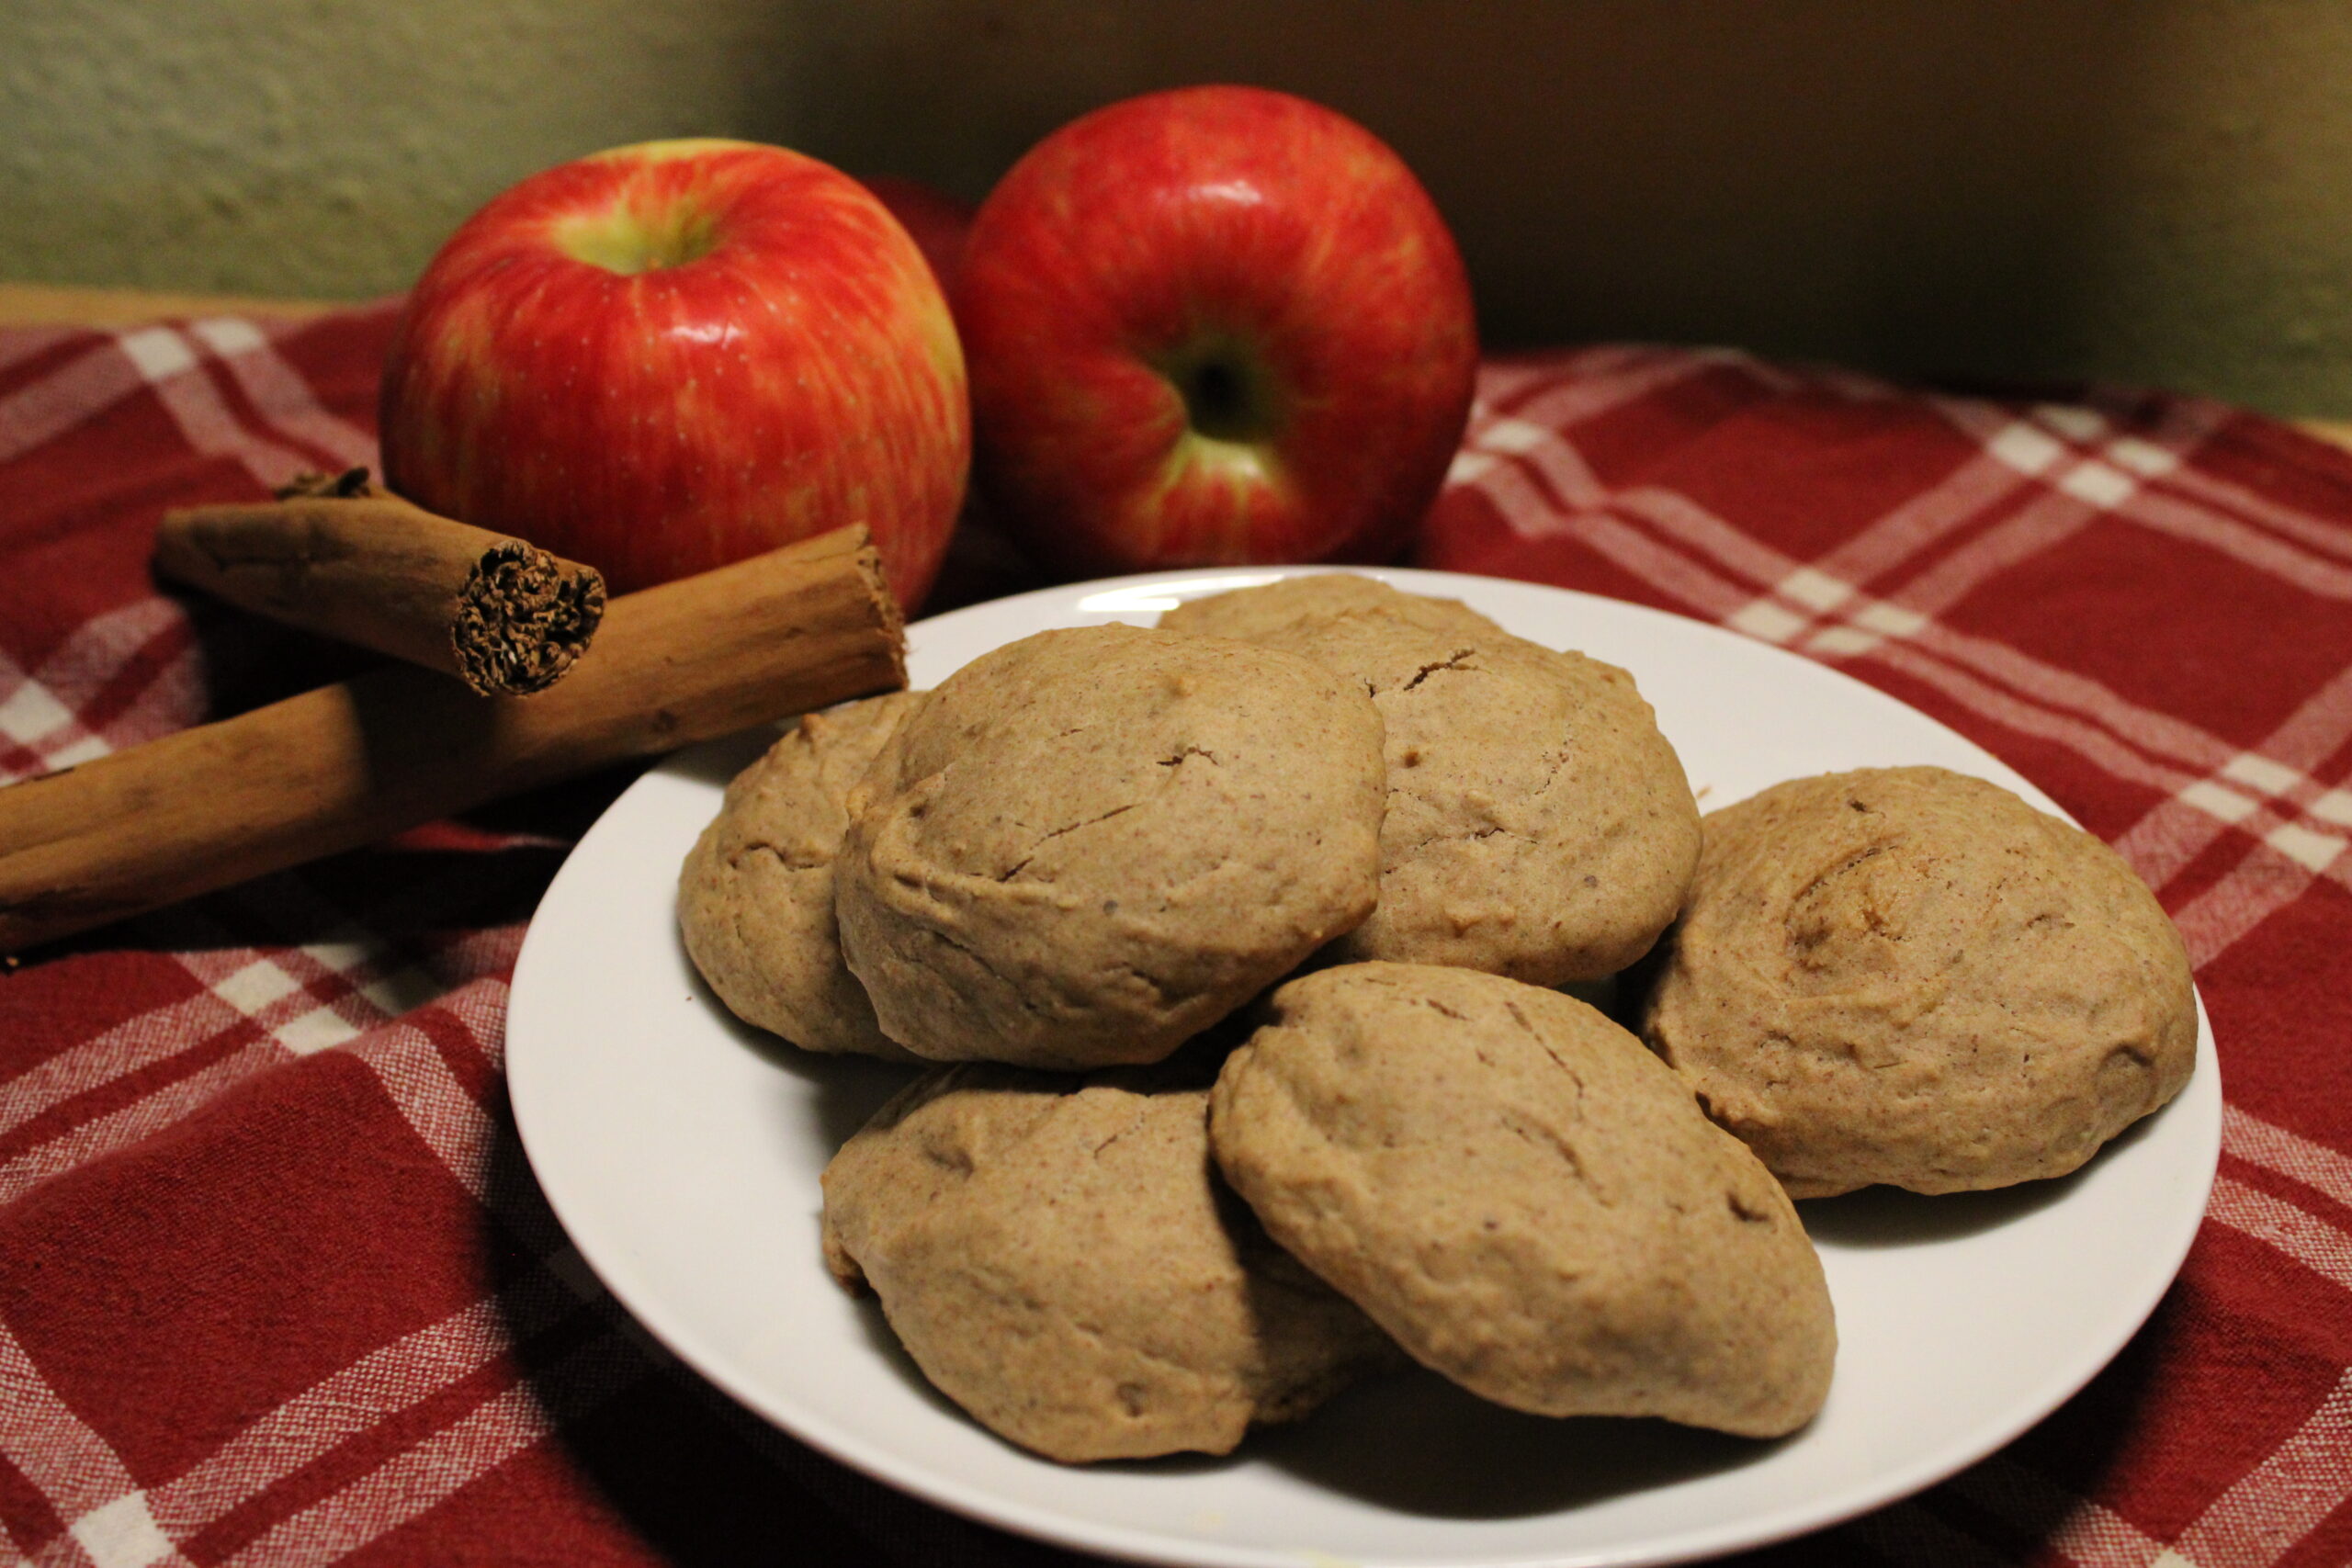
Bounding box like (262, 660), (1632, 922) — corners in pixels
(677, 692), (922, 1059)
(1209, 962), (1836, 1438)
(1643, 766), (2199, 1198)
(835, 623), (1386, 1067)
(1160, 572), (1503, 644)
(1165, 580), (1700, 983)
(820, 1060), (1397, 1463)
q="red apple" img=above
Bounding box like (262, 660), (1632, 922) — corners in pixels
(857, 175), (975, 300)
(380, 139), (968, 609)
(854, 175), (1054, 610)
(955, 86), (1477, 575)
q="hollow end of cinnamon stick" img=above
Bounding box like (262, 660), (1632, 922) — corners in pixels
(153, 490), (610, 698)
(451, 539), (607, 696)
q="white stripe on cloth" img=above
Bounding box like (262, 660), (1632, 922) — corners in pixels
(1877, 486), (2104, 622)
(348, 1013), (504, 1204)
(0, 676), (79, 757)
(1898, 621), (2246, 784)
(2156, 825), (2343, 971)
(1812, 392), (2213, 629)
(1467, 451), (2352, 944)
(2, 310), (383, 478)
(2164, 461), (2352, 568)
(1617, 484), (1801, 594)
(1938, 391), (2352, 599)
(1460, 384), (2092, 671)
(0, 927), (520, 1213)
(2206, 1176), (2352, 1294)
(0, 989), (256, 1143)
(1985, 418), (2069, 478)
(2224, 1106), (2352, 1213)
(2033, 402), (2110, 444)
(2175, 1368), (2352, 1568)
(2130, 655), (2352, 959)
(2115, 664), (2352, 894)
(1473, 342), (1729, 413)
(1861, 642), (2199, 801)
(1450, 385), (2352, 966)
(1, 953), (590, 1559)
(2172, 831), (2349, 965)
(184, 318), (378, 472)
(1855, 644), (2352, 950)
(144, 1248), (614, 1540)
(0, 344), (148, 468)
(111, 326), (311, 491)
(1498, 344), (1753, 431)
(0, 1321), (197, 1568)
(1851, 655), (2342, 940)
(0, 1042), (286, 1209)
(0, 599), (198, 784)
(1460, 393), (1614, 508)
(177, 936), (462, 1061)
(2128, 490), (2352, 601)
(210, 1330), (655, 1568)
(1, 913), (499, 1145)
(1456, 423), (2160, 782)
(1466, 402), (1825, 608)
(1455, 452), (1755, 617)
(2168, 1368), (2352, 1568)
(56, 1492), (185, 1568)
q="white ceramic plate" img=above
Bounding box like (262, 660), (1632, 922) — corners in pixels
(508, 568), (2220, 1568)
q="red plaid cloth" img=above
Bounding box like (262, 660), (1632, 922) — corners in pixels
(2, 307), (2348, 1568)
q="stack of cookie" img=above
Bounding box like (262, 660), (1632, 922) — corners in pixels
(678, 575), (2196, 1465)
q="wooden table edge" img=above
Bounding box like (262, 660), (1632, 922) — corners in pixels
(0, 281), (351, 329)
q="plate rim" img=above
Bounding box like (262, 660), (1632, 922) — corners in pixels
(509, 563), (2222, 1568)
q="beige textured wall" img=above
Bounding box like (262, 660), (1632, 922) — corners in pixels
(7, 1), (2352, 414)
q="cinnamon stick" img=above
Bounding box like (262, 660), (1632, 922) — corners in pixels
(154, 474), (606, 696)
(0, 525), (905, 953)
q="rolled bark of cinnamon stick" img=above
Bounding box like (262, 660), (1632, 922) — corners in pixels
(0, 525), (905, 953)
(154, 489), (606, 696)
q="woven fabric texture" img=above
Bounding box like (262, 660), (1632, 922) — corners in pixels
(2, 308), (2348, 1567)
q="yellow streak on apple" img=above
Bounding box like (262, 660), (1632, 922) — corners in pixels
(1157, 430), (1293, 525)
(553, 202), (721, 276)
(587, 137), (762, 164)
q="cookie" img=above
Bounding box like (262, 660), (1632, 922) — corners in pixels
(1643, 766), (2199, 1198)
(1164, 579), (1700, 982)
(1209, 963), (1836, 1438)
(1160, 572), (1503, 644)
(820, 1059), (1397, 1463)
(677, 692), (923, 1059)
(834, 623), (1386, 1067)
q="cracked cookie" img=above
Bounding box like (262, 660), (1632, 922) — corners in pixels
(1208, 962), (1836, 1438)
(678, 691), (924, 1059)
(1162, 577), (1701, 982)
(820, 1058), (1398, 1463)
(834, 623), (1386, 1067)
(1642, 766), (2198, 1198)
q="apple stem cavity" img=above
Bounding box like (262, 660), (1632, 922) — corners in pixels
(554, 202), (722, 276)
(1158, 338), (1281, 445)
